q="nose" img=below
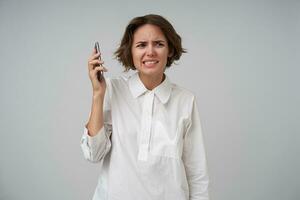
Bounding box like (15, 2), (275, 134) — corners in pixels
(146, 44), (156, 56)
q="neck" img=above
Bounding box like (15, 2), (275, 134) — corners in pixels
(138, 73), (165, 90)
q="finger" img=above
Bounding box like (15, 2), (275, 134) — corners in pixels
(94, 65), (108, 72)
(88, 52), (101, 62)
(91, 67), (105, 78)
(89, 59), (104, 65)
(92, 52), (101, 59)
(88, 59), (104, 71)
(102, 66), (108, 72)
(88, 60), (104, 70)
(89, 47), (97, 58)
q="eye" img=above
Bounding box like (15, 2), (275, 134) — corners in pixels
(136, 43), (146, 48)
(155, 42), (165, 47)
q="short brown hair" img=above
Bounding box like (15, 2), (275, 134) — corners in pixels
(114, 14), (187, 71)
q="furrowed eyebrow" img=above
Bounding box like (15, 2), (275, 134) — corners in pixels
(135, 40), (167, 45)
(153, 40), (166, 43)
(135, 41), (147, 45)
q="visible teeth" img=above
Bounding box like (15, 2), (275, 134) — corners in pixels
(144, 61), (157, 64)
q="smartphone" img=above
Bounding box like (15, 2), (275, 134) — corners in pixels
(94, 41), (103, 82)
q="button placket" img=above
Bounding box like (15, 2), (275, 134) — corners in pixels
(138, 91), (154, 161)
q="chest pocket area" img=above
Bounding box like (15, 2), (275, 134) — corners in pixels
(149, 118), (186, 158)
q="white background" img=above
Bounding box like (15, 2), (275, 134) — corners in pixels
(0, 0), (299, 199)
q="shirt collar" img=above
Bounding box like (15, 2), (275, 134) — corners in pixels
(128, 72), (172, 104)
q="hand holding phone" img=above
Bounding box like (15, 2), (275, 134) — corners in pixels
(94, 42), (104, 82)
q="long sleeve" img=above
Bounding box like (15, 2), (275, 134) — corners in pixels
(80, 78), (112, 163)
(182, 97), (210, 200)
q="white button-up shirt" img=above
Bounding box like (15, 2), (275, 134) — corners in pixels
(81, 72), (210, 200)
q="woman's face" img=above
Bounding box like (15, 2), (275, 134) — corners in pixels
(131, 24), (171, 78)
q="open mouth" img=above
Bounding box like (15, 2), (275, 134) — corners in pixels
(143, 60), (159, 67)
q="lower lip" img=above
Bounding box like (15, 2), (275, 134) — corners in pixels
(143, 62), (158, 68)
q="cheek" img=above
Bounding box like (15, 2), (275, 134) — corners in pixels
(161, 51), (169, 62)
(132, 49), (139, 58)
(132, 54), (140, 64)
(131, 51), (137, 63)
(132, 52), (142, 68)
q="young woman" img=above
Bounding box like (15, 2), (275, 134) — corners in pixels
(81, 14), (210, 200)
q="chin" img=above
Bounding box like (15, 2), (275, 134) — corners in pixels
(139, 67), (163, 77)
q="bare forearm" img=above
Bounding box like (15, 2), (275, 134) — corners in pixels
(86, 93), (104, 136)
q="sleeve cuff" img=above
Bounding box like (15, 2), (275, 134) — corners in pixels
(83, 125), (107, 150)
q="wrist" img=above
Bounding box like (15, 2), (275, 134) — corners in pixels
(93, 91), (105, 99)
